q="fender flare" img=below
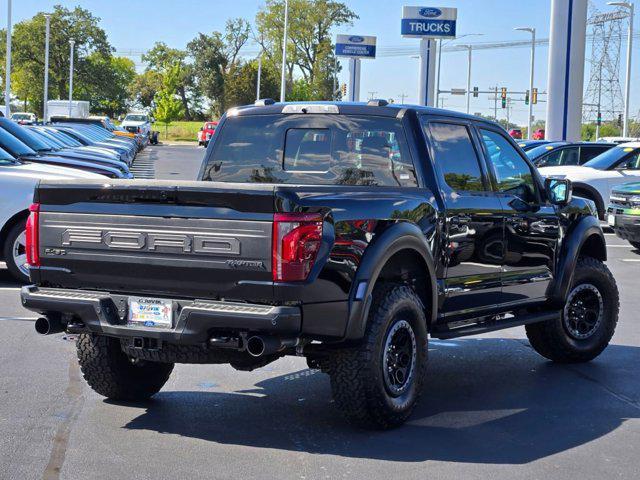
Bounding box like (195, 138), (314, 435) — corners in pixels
(343, 222), (438, 340)
(572, 182), (605, 220)
(547, 215), (606, 305)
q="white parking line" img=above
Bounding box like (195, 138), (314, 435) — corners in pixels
(0, 317), (37, 322)
(607, 244), (633, 248)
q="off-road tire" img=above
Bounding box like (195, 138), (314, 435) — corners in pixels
(77, 334), (174, 400)
(328, 285), (428, 429)
(3, 220), (29, 283)
(526, 256), (619, 363)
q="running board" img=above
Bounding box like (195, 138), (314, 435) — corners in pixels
(431, 311), (560, 340)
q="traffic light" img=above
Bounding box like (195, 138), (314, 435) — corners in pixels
(532, 88), (538, 104)
(525, 90), (530, 105)
(597, 111), (602, 126)
(501, 97), (507, 109)
(341, 83), (347, 97)
(617, 114), (623, 127)
(473, 87), (479, 98)
(501, 87), (507, 99)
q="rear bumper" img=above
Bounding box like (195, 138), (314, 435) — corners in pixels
(21, 286), (301, 345)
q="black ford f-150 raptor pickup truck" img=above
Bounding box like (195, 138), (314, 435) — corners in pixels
(21, 100), (619, 429)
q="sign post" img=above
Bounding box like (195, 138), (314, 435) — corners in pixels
(335, 35), (377, 102)
(402, 6), (457, 107)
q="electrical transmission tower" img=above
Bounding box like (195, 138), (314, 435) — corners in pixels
(583, 2), (627, 125)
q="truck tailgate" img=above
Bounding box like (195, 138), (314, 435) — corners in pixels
(32, 180), (275, 301)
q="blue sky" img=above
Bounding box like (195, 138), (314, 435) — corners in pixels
(7, 0), (640, 125)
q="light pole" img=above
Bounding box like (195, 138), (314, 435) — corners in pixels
(515, 27), (536, 139)
(43, 14), (51, 122)
(608, 2), (634, 137)
(4, 0), (12, 118)
(279, 0), (289, 102)
(68, 39), (75, 118)
(435, 33), (482, 108)
(457, 45), (473, 114)
(256, 55), (262, 101)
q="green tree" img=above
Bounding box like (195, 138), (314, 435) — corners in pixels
(255, 0), (356, 100)
(2, 6), (112, 116)
(224, 59), (279, 108)
(143, 42), (197, 119)
(129, 70), (164, 111)
(153, 63), (185, 139)
(80, 54), (136, 117)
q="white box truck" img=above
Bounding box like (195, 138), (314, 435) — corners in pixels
(46, 100), (89, 122)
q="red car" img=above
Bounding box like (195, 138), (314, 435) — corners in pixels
(197, 121), (218, 147)
(533, 128), (545, 140)
(508, 128), (523, 139)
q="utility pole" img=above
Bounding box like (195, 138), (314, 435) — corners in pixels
(515, 27), (536, 139)
(398, 93), (408, 104)
(43, 14), (51, 122)
(368, 91), (378, 100)
(333, 57), (337, 101)
(494, 86), (498, 120)
(465, 45), (472, 114)
(608, 2), (634, 137)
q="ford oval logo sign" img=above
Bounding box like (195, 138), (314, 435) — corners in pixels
(349, 36), (365, 43)
(419, 7), (442, 18)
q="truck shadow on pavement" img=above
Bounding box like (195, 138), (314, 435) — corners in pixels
(122, 338), (640, 464)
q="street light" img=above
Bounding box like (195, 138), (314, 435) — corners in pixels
(515, 27), (536, 139)
(608, 1), (634, 137)
(256, 55), (262, 101)
(4, 0), (12, 118)
(435, 33), (482, 108)
(456, 44), (474, 114)
(279, 0), (289, 102)
(43, 14), (51, 122)
(68, 39), (75, 118)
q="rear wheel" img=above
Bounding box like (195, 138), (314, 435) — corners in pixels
(77, 334), (173, 401)
(328, 285), (428, 429)
(2, 220), (30, 283)
(526, 256), (618, 363)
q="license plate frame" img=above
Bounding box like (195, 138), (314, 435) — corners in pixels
(127, 297), (173, 329)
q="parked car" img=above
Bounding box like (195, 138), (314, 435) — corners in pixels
(51, 117), (143, 150)
(198, 121), (218, 147)
(10, 112), (37, 125)
(0, 123), (127, 178)
(0, 118), (131, 178)
(23, 101), (617, 429)
(598, 136), (640, 144)
(517, 139), (551, 151)
(121, 112), (153, 138)
(538, 142), (640, 219)
(0, 149), (103, 282)
(508, 128), (523, 139)
(50, 122), (138, 162)
(608, 182), (640, 249)
(532, 128), (545, 140)
(527, 141), (616, 168)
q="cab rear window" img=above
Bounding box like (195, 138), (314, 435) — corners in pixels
(201, 114), (417, 187)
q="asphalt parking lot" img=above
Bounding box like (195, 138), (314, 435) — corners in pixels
(1, 144), (639, 480)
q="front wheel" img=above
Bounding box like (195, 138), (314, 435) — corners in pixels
(328, 285), (428, 429)
(77, 334), (174, 401)
(526, 256), (619, 363)
(2, 220), (30, 283)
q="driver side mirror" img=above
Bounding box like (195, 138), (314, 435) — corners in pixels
(545, 177), (572, 205)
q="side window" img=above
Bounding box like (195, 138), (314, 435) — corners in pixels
(480, 129), (537, 202)
(580, 146), (609, 164)
(538, 148), (562, 167)
(426, 122), (486, 192)
(618, 151), (640, 170)
(561, 147), (580, 166)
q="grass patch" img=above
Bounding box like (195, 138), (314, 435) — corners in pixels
(154, 121), (208, 142)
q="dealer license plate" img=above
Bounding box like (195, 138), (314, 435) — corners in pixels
(607, 214), (616, 227)
(128, 297), (173, 329)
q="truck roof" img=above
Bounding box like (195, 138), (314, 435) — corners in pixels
(231, 100), (498, 125)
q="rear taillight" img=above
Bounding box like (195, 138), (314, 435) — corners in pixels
(272, 213), (323, 282)
(25, 203), (40, 267)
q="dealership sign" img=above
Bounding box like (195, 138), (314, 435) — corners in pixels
(335, 35), (377, 59)
(401, 6), (457, 38)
